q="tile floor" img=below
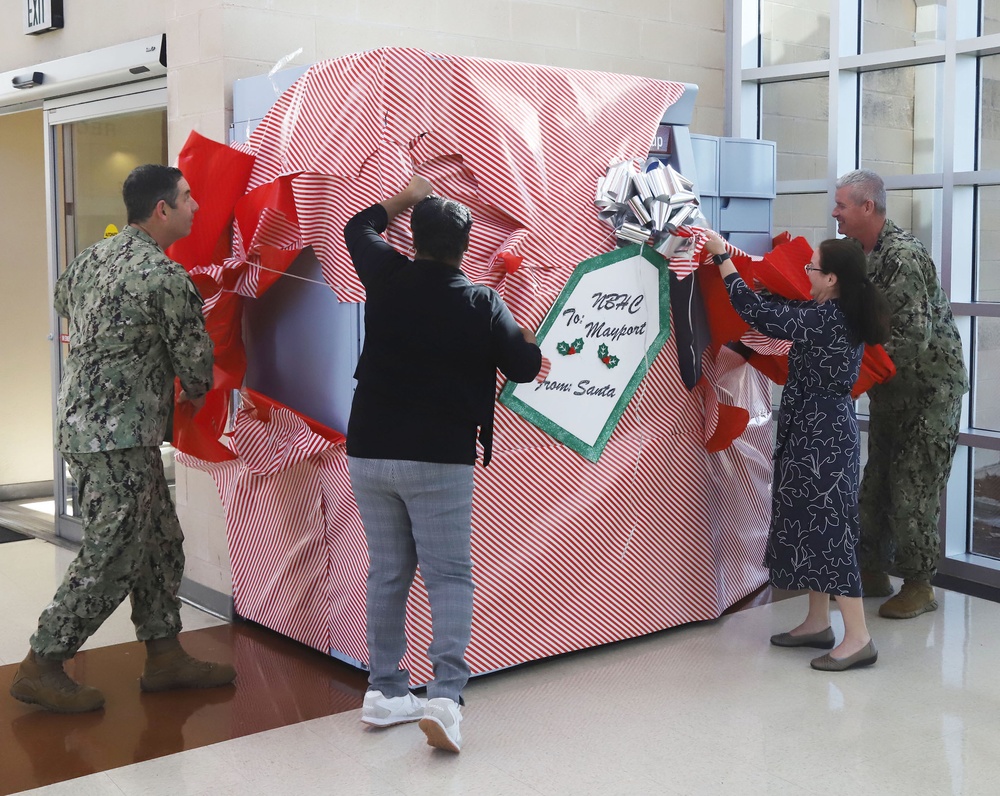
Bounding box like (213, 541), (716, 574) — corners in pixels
(3, 536), (1000, 795)
(0, 539), (225, 668)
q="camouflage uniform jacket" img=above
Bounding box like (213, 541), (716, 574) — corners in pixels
(54, 225), (213, 453)
(859, 218), (969, 409)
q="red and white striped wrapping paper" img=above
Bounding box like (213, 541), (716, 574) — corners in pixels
(183, 49), (772, 684)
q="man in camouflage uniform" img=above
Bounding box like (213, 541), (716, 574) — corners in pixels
(833, 169), (969, 619)
(10, 165), (236, 713)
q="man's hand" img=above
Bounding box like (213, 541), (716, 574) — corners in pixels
(178, 389), (207, 413)
(519, 325), (537, 345)
(380, 174), (435, 221)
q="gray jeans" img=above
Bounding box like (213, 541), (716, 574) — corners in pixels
(347, 456), (475, 702)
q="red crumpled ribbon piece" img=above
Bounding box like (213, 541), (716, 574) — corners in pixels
(230, 174), (304, 294)
(698, 235), (895, 399)
(706, 402), (751, 454)
(168, 131), (255, 271)
(497, 251), (523, 274)
(173, 382), (236, 462)
(168, 136), (320, 463)
(168, 131), (257, 462)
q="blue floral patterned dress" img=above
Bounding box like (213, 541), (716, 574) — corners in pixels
(724, 273), (864, 597)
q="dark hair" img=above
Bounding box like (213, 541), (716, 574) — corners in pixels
(410, 196), (473, 262)
(817, 238), (891, 346)
(122, 164), (184, 224)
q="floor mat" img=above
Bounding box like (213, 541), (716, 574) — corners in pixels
(0, 526), (30, 544)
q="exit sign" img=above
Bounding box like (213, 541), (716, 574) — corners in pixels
(24, 0), (63, 35)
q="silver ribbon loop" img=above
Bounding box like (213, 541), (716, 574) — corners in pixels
(595, 160), (637, 207)
(618, 222), (653, 244)
(627, 196), (652, 226)
(594, 158), (703, 251)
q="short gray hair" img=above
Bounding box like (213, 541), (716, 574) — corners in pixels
(836, 169), (886, 215)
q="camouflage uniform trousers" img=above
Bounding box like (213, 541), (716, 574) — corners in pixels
(859, 395), (962, 582)
(30, 447), (185, 660)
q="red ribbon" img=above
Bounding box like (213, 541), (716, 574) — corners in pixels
(497, 251), (523, 274)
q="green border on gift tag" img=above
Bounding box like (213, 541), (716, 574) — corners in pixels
(499, 243), (671, 462)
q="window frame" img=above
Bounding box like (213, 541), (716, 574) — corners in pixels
(729, 0), (1000, 593)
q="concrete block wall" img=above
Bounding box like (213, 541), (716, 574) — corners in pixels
(165, 0), (728, 162)
(762, 77), (829, 182)
(863, 0), (919, 53)
(772, 192), (828, 249)
(979, 55), (1000, 309)
(980, 187), (1000, 303)
(174, 463), (233, 615)
(759, 1), (950, 246)
(982, 8), (1000, 387)
(761, 0), (829, 66)
(861, 66), (918, 179)
(0, 1), (166, 68)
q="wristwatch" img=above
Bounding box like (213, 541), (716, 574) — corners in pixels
(712, 252), (731, 265)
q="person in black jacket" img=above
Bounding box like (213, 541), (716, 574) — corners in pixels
(344, 175), (541, 752)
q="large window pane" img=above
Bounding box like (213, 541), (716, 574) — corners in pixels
(863, 0), (945, 53)
(980, 55), (1000, 170)
(972, 447), (1000, 559)
(979, 55), (1000, 169)
(976, 186), (1000, 301)
(984, 1), (1000, 36)
(761, 0), (830, 66)
(861, 64), (945, 176)
(761, 78), (829, 181)
(773, 193), (829, 243)
(973, 317), (1000, 431)
(884, 188), (942, 265)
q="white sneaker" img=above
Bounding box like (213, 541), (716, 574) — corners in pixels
(360, 690), (426, 727)
(419, 697), (462, 753)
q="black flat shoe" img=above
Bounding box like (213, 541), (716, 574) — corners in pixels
(810, 639), (878, 671)
(769, 627), (835, 649)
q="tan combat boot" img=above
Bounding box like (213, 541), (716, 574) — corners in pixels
(878, 579), (938, 619)
(9, 650), (106, 713)
(862, 570), (894, 598)
(140, 637), (237, 692)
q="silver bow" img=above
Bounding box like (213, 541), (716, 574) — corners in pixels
(595, 159), (707, 258)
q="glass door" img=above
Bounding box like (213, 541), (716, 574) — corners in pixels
(45, 84), (167, 542)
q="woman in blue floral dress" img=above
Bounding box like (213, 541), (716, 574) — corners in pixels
(705, 233), (890, 671)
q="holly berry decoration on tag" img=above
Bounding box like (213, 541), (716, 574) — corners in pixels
(598, 343), (619, 369)
(557, 338), (585, 356)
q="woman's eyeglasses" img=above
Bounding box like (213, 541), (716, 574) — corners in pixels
(804, 266), (824, 273)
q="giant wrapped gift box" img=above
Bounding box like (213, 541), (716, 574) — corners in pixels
(176, 48), (775, 684)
